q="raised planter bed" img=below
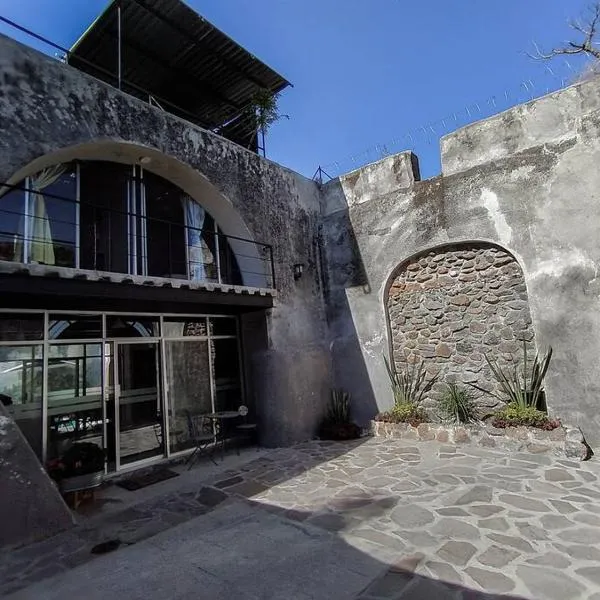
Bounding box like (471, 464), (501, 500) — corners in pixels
(370, 420), (590, 460)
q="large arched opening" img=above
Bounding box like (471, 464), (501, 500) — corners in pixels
(384, 242), (537, 412)
(0, 141), (270, 288)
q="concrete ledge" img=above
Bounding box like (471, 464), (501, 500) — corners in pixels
(370, 420), (590, 461)
(0, 260), (276, 297)
(336, 152), (419, 209)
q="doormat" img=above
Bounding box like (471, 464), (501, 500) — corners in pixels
(116, 468), (179, 491)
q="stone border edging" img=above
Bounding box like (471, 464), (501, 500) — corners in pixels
(370, 420), (590, 461)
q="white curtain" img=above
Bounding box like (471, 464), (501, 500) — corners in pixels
(22, 165), (65, 265)
(183, 196), (206, 281)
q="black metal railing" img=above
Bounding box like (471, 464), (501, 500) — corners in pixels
(0, 182), (275, 289)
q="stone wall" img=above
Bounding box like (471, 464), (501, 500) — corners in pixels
(387, 244), (535, 411)
(370, 420), (589, 460)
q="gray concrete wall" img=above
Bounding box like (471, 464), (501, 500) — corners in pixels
(0, 34), (332, 447)
(0, 403), (74, 549)
(321, 78), (600, 446)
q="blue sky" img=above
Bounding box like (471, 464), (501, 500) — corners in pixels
(0, 0), (591, 179)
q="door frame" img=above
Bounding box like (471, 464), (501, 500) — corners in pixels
(112, 338), (165, 472)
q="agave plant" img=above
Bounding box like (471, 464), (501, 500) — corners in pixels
(384, 355), (438, 406)
(326, 388), (351, 424)
(438, 383), (477, 424)
(471, 340), (552, 409)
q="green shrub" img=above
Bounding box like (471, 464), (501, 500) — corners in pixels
(438, 383), (477, 424)
(492, 402), (560, 430)
(374, 402), (428, 426)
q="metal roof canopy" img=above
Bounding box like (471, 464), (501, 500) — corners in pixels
(68, 0), (291, 151)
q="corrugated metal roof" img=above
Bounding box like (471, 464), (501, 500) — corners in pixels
(68, 0), (291, 150)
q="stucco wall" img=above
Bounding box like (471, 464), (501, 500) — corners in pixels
(321, 77), (600, 446)
(0, 34), (331, 447)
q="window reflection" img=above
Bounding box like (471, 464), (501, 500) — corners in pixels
(46, 344), (104, 461)
(0, 345), (43, 458)
(0, 314), (44, 341)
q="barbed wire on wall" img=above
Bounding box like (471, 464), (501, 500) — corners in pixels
(314, 58), (578, 181)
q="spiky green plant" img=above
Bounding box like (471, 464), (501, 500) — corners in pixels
(470, 340), (552, 409)
(384, 355), (438, 407)
(326, 389), (351, 424)
(438, 383), (477, 424)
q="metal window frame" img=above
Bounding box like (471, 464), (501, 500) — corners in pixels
(22, 177), (30, 264)
(75, 163), (81, 269)
(0, 310), (244, 471)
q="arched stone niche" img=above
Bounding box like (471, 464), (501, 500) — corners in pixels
(385, 243), (536, 410)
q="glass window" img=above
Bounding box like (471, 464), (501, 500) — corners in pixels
(0, 187), (25, 262)
(212, 338), (242, 413)
(0, 166), (77, 268)
(46, 344), (104, 461)
(79, 161), (130, 273)
(144, 171), (187, 279)
(37, 165), (77, 268)
(106, 316), (160, 338)
(163, 317), (207, 338)
(0, 345), (43, 458)
(0, 313), (44, 341)
(164, 340), (212, 454)
(48, 314), (103, 340)
(209, 317), (237, 337)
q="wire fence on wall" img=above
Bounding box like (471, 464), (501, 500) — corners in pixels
(314, 58), (581, 182)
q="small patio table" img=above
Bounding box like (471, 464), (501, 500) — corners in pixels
(204, 411), (240, 460)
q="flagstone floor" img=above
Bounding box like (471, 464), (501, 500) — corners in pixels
(3, 438), (600, 599)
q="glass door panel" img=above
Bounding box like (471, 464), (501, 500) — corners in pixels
(46, 343), (104, 462)
(164, 339), (213, 454)
(116, 342), (163, 468)
(0, 345), (43, 459)
(212, 338), (242, 413)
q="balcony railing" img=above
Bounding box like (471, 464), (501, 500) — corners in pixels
(0, 182), (275, 289)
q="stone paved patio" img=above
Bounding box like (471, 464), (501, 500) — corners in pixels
(216, 439), (600, 599)
(3, 438), (600, 599)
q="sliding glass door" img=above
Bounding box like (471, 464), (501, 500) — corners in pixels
(0, 311), (246, 470)
(115, 341), (163, 469)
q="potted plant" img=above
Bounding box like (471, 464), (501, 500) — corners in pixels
(318, 389), (361, 440)
(47, 442), (106, 493)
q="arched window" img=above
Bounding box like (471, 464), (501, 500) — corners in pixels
(0, 161), (242, 284)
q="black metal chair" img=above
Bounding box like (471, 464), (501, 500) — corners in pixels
(235, 405), (258, 455)
(185, 412), (217, 469)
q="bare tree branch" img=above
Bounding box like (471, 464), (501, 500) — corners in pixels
(530, 2), (600, 62)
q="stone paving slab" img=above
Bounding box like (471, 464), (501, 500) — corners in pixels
(4, 437), (600, 599)
(6, 500), (387, 600)
(211, 438), (600, 599)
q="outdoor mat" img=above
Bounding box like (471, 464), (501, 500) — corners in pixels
(116, 468), (180, 491)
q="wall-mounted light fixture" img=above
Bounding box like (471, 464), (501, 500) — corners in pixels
(293, 263), (304, 281)
(139, 156), (152, 165)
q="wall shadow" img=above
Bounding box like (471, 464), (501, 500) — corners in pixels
(245, 497), (528, 599)
(318, 202), (380, 426)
